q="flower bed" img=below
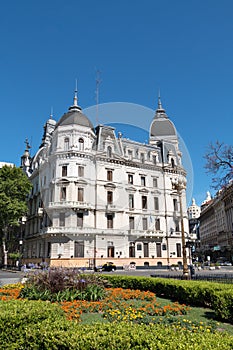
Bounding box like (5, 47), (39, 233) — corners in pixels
(1, 275), (233, 349)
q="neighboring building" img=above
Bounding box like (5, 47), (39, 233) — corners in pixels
(188, 198), (200, 220)
(0, 161), (14, 168)
(187, 198), (200, 262)
(21, 90), (190, 269)
(199, 183), (233, 262)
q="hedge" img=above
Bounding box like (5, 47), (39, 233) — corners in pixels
(1, 300), (233, 350)
(100, 275), (233, 322)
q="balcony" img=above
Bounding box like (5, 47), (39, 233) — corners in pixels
(44, 226), (127, 237)
(128, 229), (165, 239)
(47, 201), (92, 210)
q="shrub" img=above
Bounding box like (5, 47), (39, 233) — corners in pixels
(20, 268), (106, 301)
(0, 305), (233, 350)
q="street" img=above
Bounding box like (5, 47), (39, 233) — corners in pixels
(1, 266), (233, 286)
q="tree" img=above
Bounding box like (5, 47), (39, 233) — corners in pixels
(0, 165), (32, 267)
(204, 141), (233, 190)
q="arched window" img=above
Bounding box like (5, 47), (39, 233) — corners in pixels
(79, 138), (84, 151)
(64, 138), (69, 151)
(171, 158), (175, 168)
(107, 146), (112, 158)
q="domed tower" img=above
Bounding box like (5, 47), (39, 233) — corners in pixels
(55, 89), (94, 131)
(149, 97), (182, 167)
(53, 87), (95, 154)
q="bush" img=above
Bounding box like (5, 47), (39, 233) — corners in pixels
(1, 300), (233, 349)
(20, 268), (106, 301)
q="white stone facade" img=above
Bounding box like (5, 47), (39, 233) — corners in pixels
(22, 92), (190, 269)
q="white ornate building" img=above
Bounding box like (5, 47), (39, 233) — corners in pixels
(21, 90), (190, 269)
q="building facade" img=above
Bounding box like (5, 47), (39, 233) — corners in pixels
(21, 91), (190, 269)
(199, 183), (233, 262)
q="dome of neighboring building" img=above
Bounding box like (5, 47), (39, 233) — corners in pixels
(56, 90), (94, 130)
(150, 98), (177, 137)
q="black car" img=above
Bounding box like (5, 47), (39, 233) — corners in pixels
(95, 262), (116, 272)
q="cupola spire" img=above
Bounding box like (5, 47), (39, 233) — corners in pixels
(69, 79), (82, 111)
(156, 90), (166, 113)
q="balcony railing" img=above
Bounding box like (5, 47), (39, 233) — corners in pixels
(44, 226), (128, 237)
(47, 201), (92, 210)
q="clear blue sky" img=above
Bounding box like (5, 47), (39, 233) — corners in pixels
(0, 0), (232, 206)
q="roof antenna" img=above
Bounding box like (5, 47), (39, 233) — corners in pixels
(50, 106), (54, 119)
(95, 69), (102, 125)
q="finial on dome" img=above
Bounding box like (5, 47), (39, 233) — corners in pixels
(69, 79), (82, 111)
(74, 79), (78, 106)
(157, 90), (165, 112)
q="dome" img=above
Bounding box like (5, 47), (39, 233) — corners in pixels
(150, 98), (177, 137)
(56, 109), (94, 130)
(56, 90), (94, 130)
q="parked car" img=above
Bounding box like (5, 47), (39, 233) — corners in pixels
(221, 261), (232, 266)
(216, 259), (232, 266)
(95, 262), (117, 272)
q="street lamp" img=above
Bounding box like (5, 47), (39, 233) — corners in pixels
(18, 216), (26, 271)
(171, 176), (189, 279)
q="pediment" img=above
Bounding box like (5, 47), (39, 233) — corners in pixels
(75, 179), (88, 185)
(139, 188), (149, 194)
(125, 186), (137, 193)
(56, 178), (70, 186)
(104, 182), (116, 189)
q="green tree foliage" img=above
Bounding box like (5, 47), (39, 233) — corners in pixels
(0, 165), (32, 262)
(204, 141), (233, 190)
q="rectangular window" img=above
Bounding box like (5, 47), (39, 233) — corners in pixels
(64, 138), (69, 151)
(173, 198), (178, 211)
(175, 221), (180, 232)
(143, 243), (149, 257)
(59, 213), (65, 227)
(107, 170), (113, 181)
(142, 217), (148, 230)
(142, 196), (147, 209)
(107, 191), (113, 204)
(77, 213), (83, 227)
(141, 176), (146, 186)
(155, 218), (160, 231)
(176, 243), (182, 257)
(78, 188), (84, 202)
(107, 246), (115, 258)
(107, 214), (113, 229)
(154, 197), (159, 210)
(140, 153), (145, 163)
(153, 178), (158, 187)
(129, 243), (135, 258)
(62, 165), (67, 177)
(74, 241), (84, 257)
(78, 166), (84, 177)
(47, 242), (51, 258)
(50, 188), (54, 202)
(60, 187), (66, 201)
(129, 216), (135, 230)
(128, 174), (133, 184)
(152, 155), (157, 164)
(129, 194), (134, 209)
(156, 243), (162, 257)
(128, 150), (133, 160)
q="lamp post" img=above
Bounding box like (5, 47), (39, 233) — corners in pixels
(171, 177), (189, 279)
(18, 216), (26, 271)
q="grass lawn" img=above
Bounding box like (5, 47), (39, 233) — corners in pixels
(2, 280), (233, 336)
(80, 295), (233, 335)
